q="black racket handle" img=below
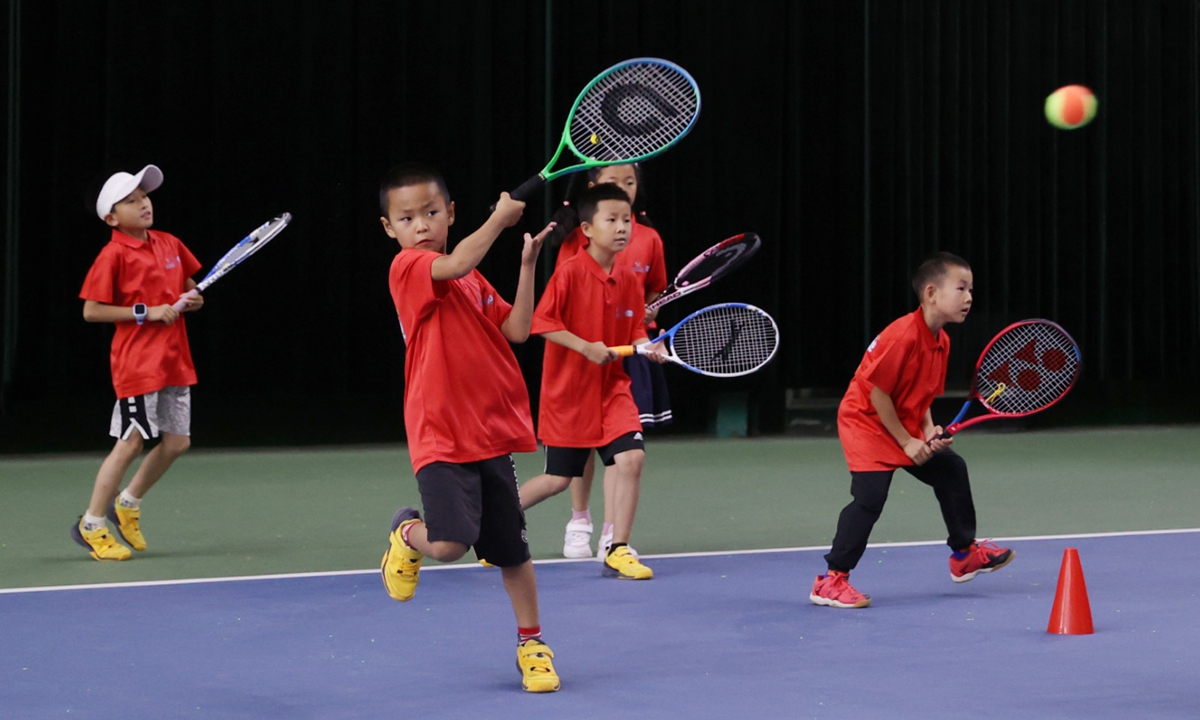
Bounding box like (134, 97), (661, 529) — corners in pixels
(489, 174), (546, 212)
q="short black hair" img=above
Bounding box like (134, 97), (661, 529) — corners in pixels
(576, 183), (631, 225)
(378, 162), (451, 216)
(912, 252), (971, 299)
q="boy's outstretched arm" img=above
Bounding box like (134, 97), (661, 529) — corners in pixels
(430, 194), (524, 281)
(500, 222), (555, 343)
(541, 330), (619, 365)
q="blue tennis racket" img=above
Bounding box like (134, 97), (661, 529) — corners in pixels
(613, 303), (779, 377)
(173, 213), (291, 311)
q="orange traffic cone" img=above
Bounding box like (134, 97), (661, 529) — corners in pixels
(1047, 547), (1094, 635)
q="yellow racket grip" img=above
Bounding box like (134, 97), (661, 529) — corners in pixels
(610, 345), (639, 358)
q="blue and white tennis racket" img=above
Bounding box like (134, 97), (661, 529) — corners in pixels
(173, 213), (291, 311)
(613, 303), (779, 377)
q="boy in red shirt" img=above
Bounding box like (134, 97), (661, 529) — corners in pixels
(377, 163), (560, 693)
(519, 183), (667, 581)
(551, 164), (671, 559)
(74, 165), (204, 561)
(811, 253), (1014, 608)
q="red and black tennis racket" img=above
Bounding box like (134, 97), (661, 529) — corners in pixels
(647, 232), (761, 311)
(940, 319), (1081, 437)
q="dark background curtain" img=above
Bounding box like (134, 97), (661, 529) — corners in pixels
(1, 0), (1197, 453)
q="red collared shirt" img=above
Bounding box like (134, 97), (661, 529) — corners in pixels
(837, 308), (950, 471)
(79, 229), (202, 399)
(389, 248), (537, 474)
(531, 250), (648, 447)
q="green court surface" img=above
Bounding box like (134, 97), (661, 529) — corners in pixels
(1, 426), (1197, 590)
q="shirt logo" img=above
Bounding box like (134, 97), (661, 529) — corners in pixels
(867, 336), (879, 353)
(631, 261), (649, 274)
(164, 255), (179, 270)
(624, 309), (634, 318)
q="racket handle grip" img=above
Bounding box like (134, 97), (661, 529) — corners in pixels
(489, 175), (547, 212)
(610, 345), (640, 358)
(172, 289), (199, 312)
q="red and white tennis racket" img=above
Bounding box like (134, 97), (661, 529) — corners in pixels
(647, 232), (761, 311)
(940, 319), (1081, 437)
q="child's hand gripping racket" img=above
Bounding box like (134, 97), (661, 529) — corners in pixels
(173, 213), (292, 311)
(613, 303), (780, 377)
(497, 58), (701, 206)
(647, 233), (761, 312)
(936, 319), (1081, 439)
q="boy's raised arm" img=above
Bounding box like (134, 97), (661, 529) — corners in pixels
(430, 194), (524, 282)
(500, 222), (555, 343)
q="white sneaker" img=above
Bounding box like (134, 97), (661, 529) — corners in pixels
(596, 528), (638, 559)
(563, 518), (594, 558)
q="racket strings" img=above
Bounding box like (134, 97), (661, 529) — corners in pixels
(570, 63), (699, 161)
(670, 306), (779, 376)
(679, 242), (755, 285)
(976, 322), (1079, 414)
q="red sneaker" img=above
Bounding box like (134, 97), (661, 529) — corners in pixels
(810, 570), (871, 608)
(949, 540), (1014, 583)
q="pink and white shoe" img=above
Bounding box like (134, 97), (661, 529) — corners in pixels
(810, 570), (871, 608)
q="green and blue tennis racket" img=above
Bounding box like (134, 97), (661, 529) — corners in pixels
(502, 58), (701, 203)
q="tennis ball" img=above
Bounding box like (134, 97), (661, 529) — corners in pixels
(1045, 84), (1098, 130)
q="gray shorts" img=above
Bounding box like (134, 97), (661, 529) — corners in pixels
(109, 386), (192, 440)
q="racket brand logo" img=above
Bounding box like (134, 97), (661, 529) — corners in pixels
(599, 84), (680, 138)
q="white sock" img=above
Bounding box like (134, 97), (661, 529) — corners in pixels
(118, 489), (142, 508)
(82, 513), (107, 531)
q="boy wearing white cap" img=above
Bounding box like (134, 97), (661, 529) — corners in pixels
(73, 165), (204, 560)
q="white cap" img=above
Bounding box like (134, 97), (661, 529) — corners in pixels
(95, 164), (163, 220)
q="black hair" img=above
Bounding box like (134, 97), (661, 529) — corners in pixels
(544, 163), (654, 247)
(911, 252), (971, 299)
(378, 162), (451, 216)
(575, 183), (632, 226)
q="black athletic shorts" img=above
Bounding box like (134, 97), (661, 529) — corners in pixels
(543, 431), (645, 477)
(414, 454), (530, 568)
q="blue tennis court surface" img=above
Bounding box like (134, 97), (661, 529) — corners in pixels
(3, 531), (1197, 719)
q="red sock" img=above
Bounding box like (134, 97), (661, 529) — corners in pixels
(518, 626), (542, 643)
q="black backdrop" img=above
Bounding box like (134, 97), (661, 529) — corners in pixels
(2, 0), (1198, 453)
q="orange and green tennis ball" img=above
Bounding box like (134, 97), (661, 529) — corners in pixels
(1045, 84), (1098, 129)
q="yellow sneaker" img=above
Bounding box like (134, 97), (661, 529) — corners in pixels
(107, 500), (147, 551)
(478, 558), (495, 568)
(381, 507), (423, 602)
(602, 545), (653, 580)
(517, 639), (561, 693)
(70, 518), (131, 561)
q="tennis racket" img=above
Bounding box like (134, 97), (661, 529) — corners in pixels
(613, 303), (779, 377)
(938, 319), (1081, 438)
(501, 58), (701, 204)
(647, 233), (761, 311)
(173, 213), (292, 311)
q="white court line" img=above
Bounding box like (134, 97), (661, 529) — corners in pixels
(3, 527), (1197, 596)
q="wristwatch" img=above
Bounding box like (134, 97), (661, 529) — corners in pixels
(133, 303), (148, 325)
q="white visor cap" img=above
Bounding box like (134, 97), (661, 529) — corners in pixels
(96, 164), (164, 220)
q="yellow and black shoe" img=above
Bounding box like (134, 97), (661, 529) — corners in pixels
(517, 639), (561, 693)
(70, 517), (131, 561)
(381, 507), (423, 602)
(107, 500), (147, 552)
(602, 545), (653, 580)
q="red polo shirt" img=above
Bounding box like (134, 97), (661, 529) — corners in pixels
(555, 217), (667, 300)
(532, 250), (648, 447)
(389, 248), (537, 474)
(838, 308), (950, 471)
(79, 229), (201, 399)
